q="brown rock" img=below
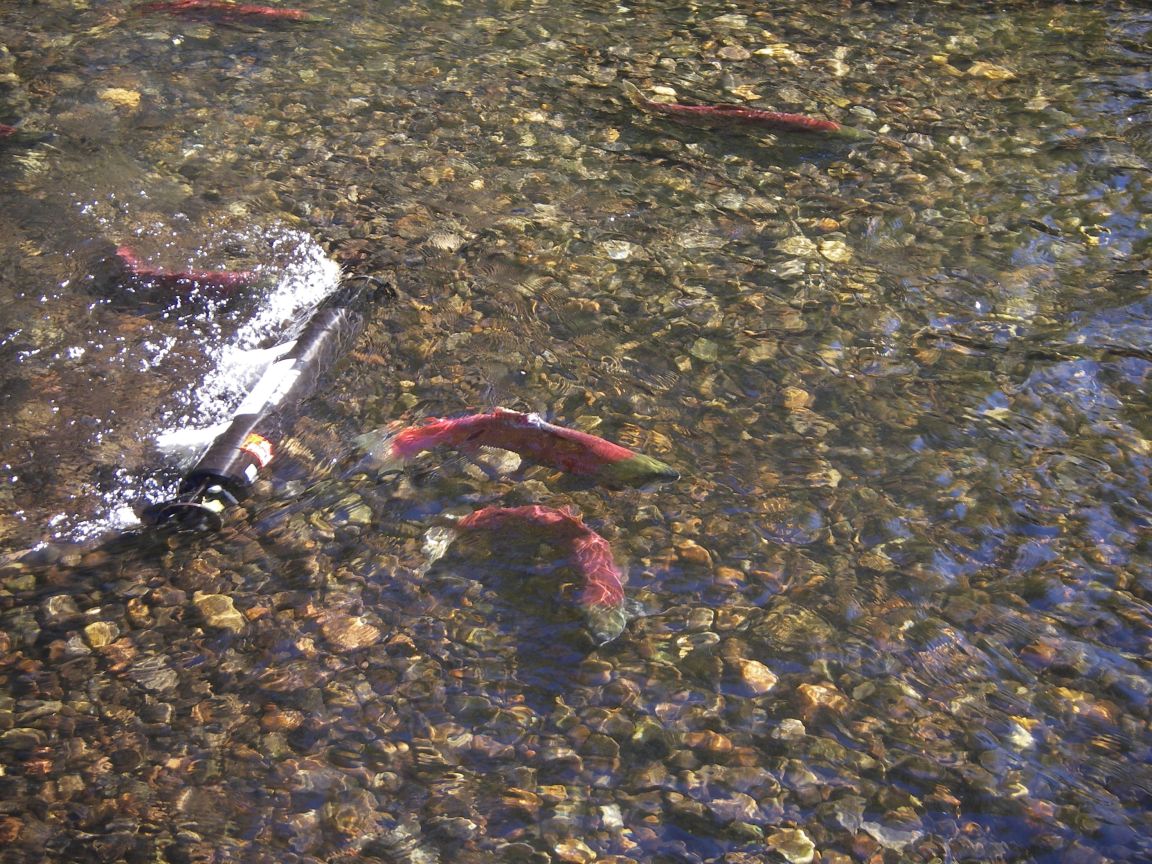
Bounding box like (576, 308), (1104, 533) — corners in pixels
(683, 730), (734, 758)
(501, 787), (541, 819)
(319, 613), (382, 652)
(796, 682), (849, 720)
(193, 592), (246, 632)
(729, 658), (778, 695)
(82, 621), (119, 649)
(553, 838), (596, 864)
(98, 87), (141, 109)
(0, 815), (22, 843)
(766, 827), (816, 864)
(676, 540), (714, 569)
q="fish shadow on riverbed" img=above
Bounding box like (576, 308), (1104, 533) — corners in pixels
(580, 90), (861, 173)
(638, 128), (856, 178)
(421, 532), (618, 711)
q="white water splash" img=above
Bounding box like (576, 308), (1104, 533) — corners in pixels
(166, 230), (342, 435)
(53, 229), (341, 546)
(49, 467), (174, 543)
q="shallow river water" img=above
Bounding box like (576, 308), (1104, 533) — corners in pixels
(2, 1), (1152, 862)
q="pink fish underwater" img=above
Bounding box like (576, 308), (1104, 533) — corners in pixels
(431, 504), (630, 644)
(115, 245), (261, 296)
(370, 407), (679, 489)
(0, 123), (48, 146)
(621, 80), (873, 141)
(137, 0), (327, 23)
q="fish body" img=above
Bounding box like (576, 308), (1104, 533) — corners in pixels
(0, 123), (49, 146)
(116, 246), (261, 295)
(453, 504), (628, 643)
(138, 0), (326, 23)
(621, 79), (872, 141)
(391, 407), (679, 489)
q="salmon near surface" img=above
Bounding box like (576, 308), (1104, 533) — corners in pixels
(621, 80), (872, 140)
(390, 407), (679, 489)
(453, 504), (629, 643)
(116, 246), (261, 295)
(138, 1), (326, 23)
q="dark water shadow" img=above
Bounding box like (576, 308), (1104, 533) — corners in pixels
(421, 533), (609, 714)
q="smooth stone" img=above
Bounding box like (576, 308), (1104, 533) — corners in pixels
(766, 827), (816, 864)
(83, 621), (119, 649)
(193, 592), (246, 632)
(730, 658), (778, 695)
(777, 235), (818, 257)
(41, 595), (82, 627)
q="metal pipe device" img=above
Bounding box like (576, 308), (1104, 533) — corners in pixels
(142, 274), (388, 531)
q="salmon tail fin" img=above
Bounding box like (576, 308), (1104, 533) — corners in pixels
(833, 123), (875, 142)
(420, 523), (459, 574)
(389, 417), (469, 459)
(620, 79), (648, 109)
(347, 425), (409, 479)
(585, 604), (629, 645)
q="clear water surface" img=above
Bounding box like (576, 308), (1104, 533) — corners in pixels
(1, 1), (1151, 862)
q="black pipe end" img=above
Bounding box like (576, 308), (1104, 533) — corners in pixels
(141, 499), (225, 533)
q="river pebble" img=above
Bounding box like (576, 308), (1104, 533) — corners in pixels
(192, 592), (247, 632)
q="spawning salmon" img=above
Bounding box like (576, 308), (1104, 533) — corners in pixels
(621, 79), (872, 141)
(378, 407), (679, 489)
(138, 0), (327, 23)
(440, 504), (629, 644)
(116, 246), (261, 296)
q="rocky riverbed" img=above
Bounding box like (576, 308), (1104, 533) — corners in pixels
(2, 1), (1151, 862)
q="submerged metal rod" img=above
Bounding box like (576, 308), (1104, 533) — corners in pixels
(143, 275), (388, 531)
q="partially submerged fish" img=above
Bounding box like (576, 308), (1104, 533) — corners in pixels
(371, 407), (679, 489)
(137, 0), (327, 23)
(621, 79), (872, 141)
(429, 504), (630, 644)
(0, 123), (50, 147)
(115, 245), (261, 296)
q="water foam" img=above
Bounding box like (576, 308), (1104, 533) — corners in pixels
(163, 230), (342, 434)
(53, 229), (341, 545)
